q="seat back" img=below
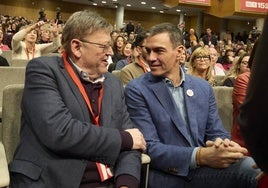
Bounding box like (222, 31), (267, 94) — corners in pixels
(1, 51), (12, 65)
(214, 75), (225, 86)
(213, 86), (233, 132)
(10, 59), (29, 67)
(0, 67), (25, 120)
(1, 84), (24, 164)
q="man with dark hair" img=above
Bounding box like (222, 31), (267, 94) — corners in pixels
(125, 22), (260, 188)
(120, 31), (149, 85)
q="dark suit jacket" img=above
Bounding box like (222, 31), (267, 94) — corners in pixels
(239, 16), (268, 174)
(125, 72), (229, 187)
(9, 55), (141, 187)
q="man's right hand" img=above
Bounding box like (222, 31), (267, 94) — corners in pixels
(125, 129), (146, 152)
(199, 139), (247, 168)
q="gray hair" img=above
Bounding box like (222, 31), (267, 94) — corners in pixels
(61, 9), (113, 53)
(148, 23), (183, 48)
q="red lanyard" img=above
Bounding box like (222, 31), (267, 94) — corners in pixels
(62, 51), (103, 125)
(137, 57), (148, 73)
(25, 46), (35, 60)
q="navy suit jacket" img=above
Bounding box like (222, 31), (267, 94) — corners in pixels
(125, 72), (229, 186)
(9, 55), (141, 188)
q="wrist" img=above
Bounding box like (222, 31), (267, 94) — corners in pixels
(196, 147), (203, 166)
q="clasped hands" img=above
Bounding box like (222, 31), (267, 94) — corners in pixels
(198, 138), (247, 168)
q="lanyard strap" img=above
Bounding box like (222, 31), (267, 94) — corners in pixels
(62, 51), (112, 181)
(62, 51), (103, 125)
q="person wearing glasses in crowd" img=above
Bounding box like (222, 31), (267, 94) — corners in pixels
(125, 22), (260, 188)
(9, 10), (146, 188)
(187, 46), (217, 86)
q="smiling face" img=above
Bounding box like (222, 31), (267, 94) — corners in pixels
(145, 32), (182, 78)
(190, 47), (211, 73)
(25, 29), (38, 43)
(72, 30), (113, 79)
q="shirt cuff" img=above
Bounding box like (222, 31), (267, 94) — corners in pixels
(190, 147), (199, 169)
(120, 131), (133, 151)
(116, 174), (139, 188)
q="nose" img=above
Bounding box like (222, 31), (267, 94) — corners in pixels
(106, 45), (114, 56)
(147, 51), (157, 62)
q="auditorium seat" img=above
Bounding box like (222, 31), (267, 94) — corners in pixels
(0, 67), (25, 121)
(0, 84), (150, 188)
(10, 59), (29, 67)
(213, 86), (233, 132)
(0, 141), (9, 188)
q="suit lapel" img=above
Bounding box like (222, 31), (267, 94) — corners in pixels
(100, 75), (112, 127)
(148, 76), (192, 145)
(183, 76), (199, 145)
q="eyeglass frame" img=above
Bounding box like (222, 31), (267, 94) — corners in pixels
(79, 39), (112, 53)
(194, 55), (211, 61)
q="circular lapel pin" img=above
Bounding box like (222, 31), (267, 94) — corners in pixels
(186, 89), (194, 97)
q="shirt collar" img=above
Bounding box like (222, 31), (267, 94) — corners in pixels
(68, 56), (105, 83)
(164, 67), (185, 87)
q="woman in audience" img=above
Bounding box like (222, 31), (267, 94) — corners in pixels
(12, 21), (61, 60)
(209, 46), (225, 76)
(218, 48), (235, 71)
(188, 46), (216, 86)
(108, 35), (126, 72)
(0, 29), (10, 51)
(115, 41), (133, 70)
(222, 52), (250, 87)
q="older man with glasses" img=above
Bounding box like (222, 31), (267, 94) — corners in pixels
(9, 10), (146, 188)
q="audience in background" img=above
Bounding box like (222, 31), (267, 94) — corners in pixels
(218, 48), (235, 71)
(222, 52), (250, 87)
(209, 46), (225, 76)
(12, 21), (61, 60)
(188, 46), (216, 86)
(201, 27), (218, 46)
(115, 41), (133, 70)
(120, 32), (149, 85)
(0, 29), (10, 51)
(108, 35), (126, 71)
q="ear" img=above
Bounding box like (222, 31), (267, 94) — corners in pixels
(135, 46), (142, 54)
(70, 39), (82, 58)
(176, 45), (185, 60)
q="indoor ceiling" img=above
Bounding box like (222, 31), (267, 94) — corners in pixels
(62, 0), (204, 16)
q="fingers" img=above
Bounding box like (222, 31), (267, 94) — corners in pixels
(125, 128), (147, 152)
(255, 172), (264, 180)
(214, 138), (224, 147)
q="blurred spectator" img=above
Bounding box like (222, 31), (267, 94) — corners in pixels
(201, 28), (217, 46)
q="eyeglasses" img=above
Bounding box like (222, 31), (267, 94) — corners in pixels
(80, 39), (112, 53)
(195, 56), (210, 61)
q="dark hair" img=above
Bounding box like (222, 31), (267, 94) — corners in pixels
(248, 39), (259, 69)
(148, 23), (183, 48)
(132, 31), (147, 47)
